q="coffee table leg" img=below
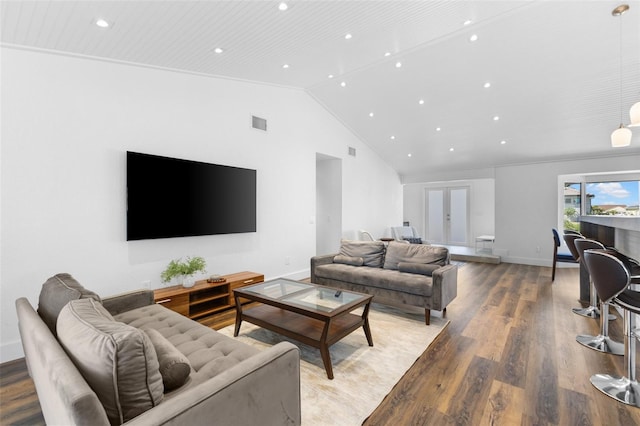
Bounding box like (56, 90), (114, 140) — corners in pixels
(233, 294), (243, 337)
(320, 320), (334, 380)
(362, 301), (374, 346)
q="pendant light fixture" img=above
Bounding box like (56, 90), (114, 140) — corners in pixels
(611, 4), (632, 147)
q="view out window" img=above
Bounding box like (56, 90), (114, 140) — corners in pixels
(586, 181), (640, 216)
(564, 183), (581, 231)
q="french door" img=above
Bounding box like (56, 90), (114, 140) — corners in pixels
(425, 187), (469, 245)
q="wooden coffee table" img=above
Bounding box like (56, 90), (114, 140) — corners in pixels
(233, 279), (373, 379)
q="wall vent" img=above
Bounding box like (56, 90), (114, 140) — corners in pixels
(348, 146), (356, 157)
(252, 115), (267, 131)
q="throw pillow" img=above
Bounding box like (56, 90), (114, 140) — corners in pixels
(333, 255), (365, 266)
(37, 273), (102, 336)
(339, 240), (386, 268)
(144, 329), (192, 391)
(383, 241), (449, 270)
(402, 237), (423, 244)
(398, 262), (440, 276)
(57, 298), (163, 425)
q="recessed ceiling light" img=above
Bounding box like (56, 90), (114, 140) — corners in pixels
(484, 82), (491, 88)
(278, 2), (288, 11)
(493, 116), (500, 121)
(469, 34), (479, 42)
(95, 18), (110, 28)
(501, 140), (507, 145)
(407, 153), (412, 157)
(345, 33), (353, 40)
(390, 136), (396, 140)
(449, 147), (455, 152)
(436, 127), (441, 131)
(369, 112), (374, 117)
(419, 99), (425, 105)
(463, 19), (473, 26)
(213, 47), (224, 54)
(395, 62), (402, 68)
(282, 64), (290, 69)
(384, 52), (391, 57)
(340, 81), (347, 87)
(328, 74), (334, 79)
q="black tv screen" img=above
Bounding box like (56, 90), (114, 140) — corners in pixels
(127, 151), (256, 240)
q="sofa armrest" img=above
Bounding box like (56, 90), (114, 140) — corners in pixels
(431, 264), (458, 311)
(16, 298), (111, 426)
(125, 341), (301, 426)
(310, 253), (338, 283)
(102, 289), (155, 316)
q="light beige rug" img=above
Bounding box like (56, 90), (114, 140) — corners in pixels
(218, 303), (449, 425)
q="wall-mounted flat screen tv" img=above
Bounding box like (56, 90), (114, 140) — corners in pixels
(127, 151), (257, 241)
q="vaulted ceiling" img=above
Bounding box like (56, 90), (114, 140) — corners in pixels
(2, 0), (639, 178)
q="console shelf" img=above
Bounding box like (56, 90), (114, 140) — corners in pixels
(154, 271), (264, 323)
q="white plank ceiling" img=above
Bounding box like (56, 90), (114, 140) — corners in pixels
(2, 0), (639, 178)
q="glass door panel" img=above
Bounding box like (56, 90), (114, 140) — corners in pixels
(425, 187), (469, 245)
(427, 189), (445, 243)
(449, 188), (468, 245)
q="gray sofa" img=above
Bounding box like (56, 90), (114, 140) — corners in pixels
(16, 273), (300, 426)
(311, 240), (457, 325)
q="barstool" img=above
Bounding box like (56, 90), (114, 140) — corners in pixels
(585, 249), (640, 407)
(564, 233), (600, 319)
(574, 240), (622, 354)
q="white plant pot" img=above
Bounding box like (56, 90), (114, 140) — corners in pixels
(181, 275), (196, 288)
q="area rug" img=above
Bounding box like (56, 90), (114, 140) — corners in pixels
(217, 303), (449, 425)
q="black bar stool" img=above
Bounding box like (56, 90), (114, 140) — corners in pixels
(584, 250), (640, 407)
(574, 240), (622, 354)
(564, 233), (600, 319)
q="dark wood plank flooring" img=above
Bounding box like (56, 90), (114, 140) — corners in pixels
(2, 262), (640, 425)
(364, 262), (640, 425)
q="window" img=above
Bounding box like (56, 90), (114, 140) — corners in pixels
(564, 183), (581, 231)
(585, 181), (640, 216)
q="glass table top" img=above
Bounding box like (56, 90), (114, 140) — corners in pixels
(240, 278), (368, 313)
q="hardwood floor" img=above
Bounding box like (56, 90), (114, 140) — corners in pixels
(365, 262), (640, 425)
(2, 262), (640, 425)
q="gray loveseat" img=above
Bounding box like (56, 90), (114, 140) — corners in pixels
(311, 240), (457, 325)
(16, 273), (300, 425)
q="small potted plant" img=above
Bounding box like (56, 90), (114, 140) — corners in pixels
(161, 256), (207, 288)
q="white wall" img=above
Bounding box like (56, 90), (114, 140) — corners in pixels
(402, 156), (640, 266)
(403, 179), (495, 244)
(494, 157), (640, 265)
(0, 47), (403, 362)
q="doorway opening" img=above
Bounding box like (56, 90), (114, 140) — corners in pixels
(316, 154), (342, 255)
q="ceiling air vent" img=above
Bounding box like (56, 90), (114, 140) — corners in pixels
(348, 147), (356, 157)
(251, 115), (267, 131)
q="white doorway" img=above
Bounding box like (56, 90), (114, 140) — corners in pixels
(316, 154), (342, 255)
(425, 187), (469, 245)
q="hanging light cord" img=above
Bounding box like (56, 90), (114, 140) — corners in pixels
(618, 11), (623, 123)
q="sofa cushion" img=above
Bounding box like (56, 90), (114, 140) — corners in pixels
(114, 304), (260, 389)
(37, 273), (101, 336)
(398, 262), (440, 276)
(339, 240), (385, 268)
(333, 255), (364, 266)
(314, 264), (433, 297)
(57, 299), (164, 425)
(144, 328), (192, 391)
(383, 241), (449, 270)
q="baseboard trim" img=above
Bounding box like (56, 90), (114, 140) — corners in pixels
(1, 340), (24, 364)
